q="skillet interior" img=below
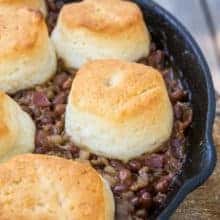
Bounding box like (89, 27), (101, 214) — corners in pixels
(57, 0), (216, 218)
(131, 0), (216, 219)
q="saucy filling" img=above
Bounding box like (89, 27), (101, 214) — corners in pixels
(12, 1), (193, 219)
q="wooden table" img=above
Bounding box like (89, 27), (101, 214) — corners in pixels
(153, 1), (220, 219)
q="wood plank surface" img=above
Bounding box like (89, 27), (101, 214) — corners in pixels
(154, 0), (220, 93)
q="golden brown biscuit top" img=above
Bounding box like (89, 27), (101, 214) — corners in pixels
(0, 154), (107, 220)
(0, 7), (46, 58)
(60, 0), (143, 33)
(71, 59), (169, 122)
(0, 0), (44, 8)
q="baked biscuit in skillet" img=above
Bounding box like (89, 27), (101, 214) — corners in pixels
(51, 0), (150, 68)
(65, 59), (173, 161)
(0, 7), (56, 93)
(0, 92), (35, 162)
(0, 154), (115, 220)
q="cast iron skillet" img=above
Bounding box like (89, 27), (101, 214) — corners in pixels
(63, 0), (216, 219)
